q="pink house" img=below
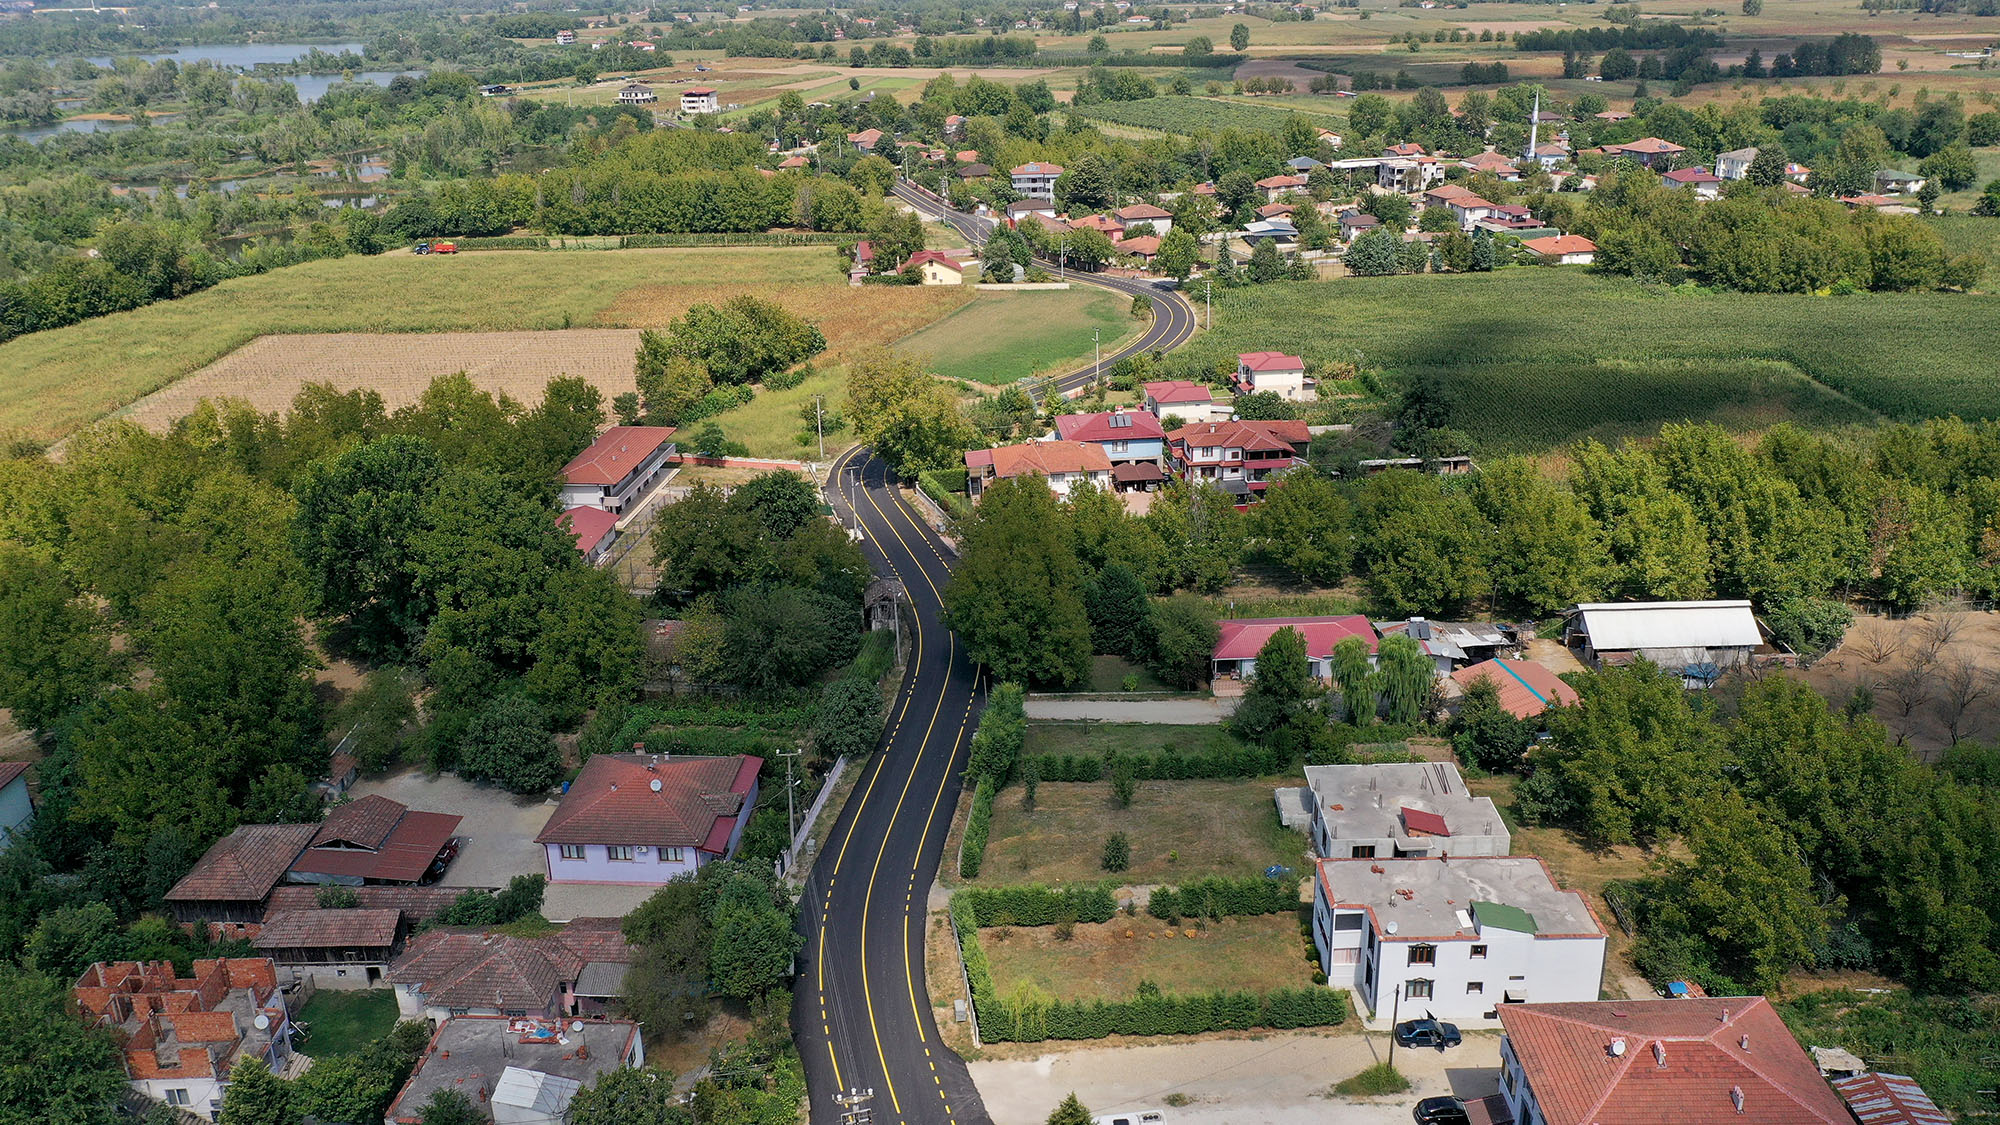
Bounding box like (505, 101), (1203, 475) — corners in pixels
(537, 753), (760, 885)
(1212, 615), (1379, 683)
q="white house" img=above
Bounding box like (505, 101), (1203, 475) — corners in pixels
(0, 761), (29, 851)
(536, 753), (760, 886)
(1312, 856), (1606, 1027)
(1303, 761), (1509, 861)
(1113, 202), (1172, 235)
(680, 86), (720, 114)
(1661, 167), (1723, 200)
(1715, 146), (1759, 181)
(1234, 351), (1313, 400)
(1141, 379), (1231, 425)
(616, 83), (657, 105)
(556, 29), (577, 44)
(1010, 161), (1064, 200)
(559, 425), (678, 515)
(964, 440), (1113, 499)
(904, 249), (965, 284)
(1519, 234), (1597, 265)
(1212, 615), (1377, 684)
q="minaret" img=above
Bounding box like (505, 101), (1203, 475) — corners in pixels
(1527, 90), (1540, 160)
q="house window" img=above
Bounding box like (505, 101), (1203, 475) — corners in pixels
(1349, 845), (1376, 859)
(1467, 982), (1484, 994)
(1407, 944), (1437, 966)
(1333, 914), (1363, 931)
(504, 1009), (528, 1018)
(1109, 441), (1127, 454)
(659, 847), (686, 863)
(1470, 945), (1487, 959)
(607, 845), (635, 861)
(165, 1091), (191, 1106)
(1406, 979), (1434, 1000)
(559, 844), (587, 861)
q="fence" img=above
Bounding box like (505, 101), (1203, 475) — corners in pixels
(777, 754), (850, 886)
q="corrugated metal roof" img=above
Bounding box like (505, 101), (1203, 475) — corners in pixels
(493, 1066), (583, 1114)
(1832, 1073), (1951, 1125)
(1572, 601), (1763, 652)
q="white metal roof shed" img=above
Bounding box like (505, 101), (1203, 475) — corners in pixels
(492, 1066), (584, 1123)
(1571, 601), (1763, 652)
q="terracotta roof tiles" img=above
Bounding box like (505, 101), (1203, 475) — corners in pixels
(165, 824), (318, 904)
(536, 753), (759, 848)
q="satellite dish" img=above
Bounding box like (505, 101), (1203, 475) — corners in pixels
(571, 1021), (585, 1033)
(1384, 920), (1398, 935)
(649, 778), (662, 792)
(253, 1014), (270, 1031)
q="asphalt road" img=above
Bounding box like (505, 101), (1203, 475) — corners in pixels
(795, 188), (1201, 1125)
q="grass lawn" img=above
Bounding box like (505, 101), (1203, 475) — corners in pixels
(703, 363), (851, 460)
(296, 989), (399, 1058)
(981, 912), (1316, 1001)
(5, 246), (974, 444)
(1086, 655), (1170, 693)
(1179, 271), (2000, 451)
(1024, 721), (1254, 761)
(978, 777), (1310, 885)
(894, 286), (1141, 387)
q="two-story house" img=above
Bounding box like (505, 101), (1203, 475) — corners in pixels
(680, 86), (719, 114)
(616, 83), (656, 105)
(1254, 173), (1309, 202)
(1497, 997), (1851, 1125)
(846, 128), (884, 153)
(1054, 408), (1166, 464)
(75, 959), (294, 1122)
(1715, 146), (1759, 181)
(1661, 167), (1723, 200)
(1112, 202), (1173, 235)
(1303, 761), (1509, 860)
(559, 425), (679, 515)
(1234, 352), (1313, 400)
(1141, 380), (1230, 425)
(1010, 161), (1063, 200)
(1312, 856), (1606, 1027)
(1602, 137), (1685, 169)
(536, 753), (760, 885)
(1164, 419), (1310, 497)
(964, 440), (1113, 499)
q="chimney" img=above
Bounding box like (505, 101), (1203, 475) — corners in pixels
(1731, 1086), (1745, 1114)
(1739, 1034), (1750, 1051)
(1652, 1041), (1666, 1069)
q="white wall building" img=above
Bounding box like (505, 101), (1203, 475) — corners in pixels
(1312, 856), (1606, 1028)
(1010, 161), (1064, 200)
(1304, 761), (1510, 860)
(559, 425), (678, 515)
(680, 86), (719, 114)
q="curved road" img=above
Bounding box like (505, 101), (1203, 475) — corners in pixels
(795, 191), (1198, 1125)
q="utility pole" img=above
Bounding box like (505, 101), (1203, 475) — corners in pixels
(778, 743), (803, 849)
(813, 394), (826, 459)
(1387, 986), (1402, 1070)
(1093, 327), (1101, 386)
(833, 1087), (875, 1125)
(1204, 277), (1212, 330)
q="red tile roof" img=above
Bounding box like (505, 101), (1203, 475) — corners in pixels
(1056, 409), (1166, 444)
(1011, 161), (1063, 176)
(1663, 167), (1721, 184)
(1142, 379), (1214, 405)
(1498, 997), (1850, 1125)
(561, 506), (619, 554)
(1213, 615), (1377, 661)
(1257, 202), (1297, 218)
(0, 760), (26, 789)
(1069, 214), (1121, 233)
(264, 884), (459, 923)
(778, 155), (808, 169)
(561, 426), (677, 487)
(1255, 174), (1308, 189)
(1111, 461), (1165, 483)
(536, 753), (759, 849)
(1401, 806), (1451, 836)
(1167, 418), (1310, 453)
(291, 797), (462, 884)
(684, 86), (716, 96)
(1384, 142), (1428, 156)
(254, 909), (401, 949)
(846, 128), (883, 146)
(1452, 658), (1580, 719)
(905, 249), (963, 272)
(1610, 137), (1686, 155)
(973, 440), (1114, 479)
(1520, 235), (1597, 257)
(390, 931), (570, 1011)
(1237, 351), (1305, 373)
(1114, 235), (1161, 256)
(166, 823), (318, 904)
(1114, 203), (1171, 221)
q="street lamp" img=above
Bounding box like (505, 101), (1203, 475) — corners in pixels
(1093, 327), (1101, 387)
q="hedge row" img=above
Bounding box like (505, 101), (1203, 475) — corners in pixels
(959, 777), (996, 879)
(1148, 877), (1300, 922)
(952, 895), (1343, 1043)
(956, 883), (1117, 926)
(618, 231), (850, 248)
(1033, 743), (1293, 783)
(917, 469), (970, 523)
(454, 236), (564, 250)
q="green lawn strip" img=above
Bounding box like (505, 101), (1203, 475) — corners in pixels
(1177, 271), (2000, 451)
(893, 287), (1141, 387)
(295, 989), (399, 1057)
(982, 912), (1315, 1000)
(978, 777), (1310, 886)
(1087, 655), (1170, 692)
(1024, 721), (1258, 760)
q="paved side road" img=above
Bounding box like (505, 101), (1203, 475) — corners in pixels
(1023, 697), (1238, 724)
(969, 1031), (1502, 1125)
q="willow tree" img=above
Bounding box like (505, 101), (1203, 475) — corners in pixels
(1373, 633), (1435, 725)
(1333, 636), (1375, 725)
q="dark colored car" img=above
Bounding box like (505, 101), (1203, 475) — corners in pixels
(1395, 1017), (1463, 1050)
(1412, 1096), (1470, 1125)
(422, 837), (463, 884)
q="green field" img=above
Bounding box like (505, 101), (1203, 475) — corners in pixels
(1183, 271), (2000, 451)
(978, 777), (1309, 886)
(982, 912), (1314, 1002)
(1067, 94), (1332, 136)
(1024, 721), (1256, 761)
(295, 989), (399, 1058)
(893, 286), (1139, 386)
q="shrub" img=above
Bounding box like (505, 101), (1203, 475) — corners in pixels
(960, 777), (996, 879)
(1333, 1062), (1409, 1096)
(1146, 876), (1298, 922)
(1101, 832), (1131, 872)
(1109, 757), (1137, 807)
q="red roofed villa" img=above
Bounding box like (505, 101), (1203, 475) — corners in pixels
(1054, 407), (1166, 461)
(559, 425), (678, 515)
(1520, 234), (1597, 265)
(1235, 351), (1312, 400)
(1498, 997), (1852, 1125)
(903, 248), (966, 285)
(965, 440), (1113, 499)
(536, 753), (761, 884)
(1212, 615), (1377, 684)
(1603, 137), (1686, 168)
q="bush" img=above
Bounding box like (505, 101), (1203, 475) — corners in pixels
(918, 468), (972, 521)
(1146, 877), (1299, 922)
(1109, 757), (1137, 807)
(1101, 832), (1131, 872)
(1332, 1062), (1409, 1096)
(958, 884), (1118, 926)
(960, 777), (996, 879)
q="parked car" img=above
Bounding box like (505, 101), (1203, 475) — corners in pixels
(422, 837), (464, 884)
(1395, 1016), (1462, 1050)
(1412, 1096), (1470, 1125)
(1092, 1113), (1165, 1125)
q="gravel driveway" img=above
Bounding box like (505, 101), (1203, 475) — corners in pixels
(969, 1029), (1502, 1125)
